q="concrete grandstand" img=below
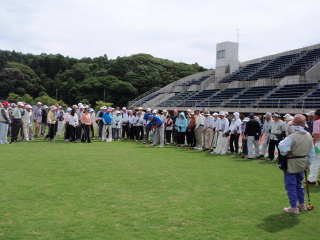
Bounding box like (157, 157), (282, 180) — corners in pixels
(128, 42), (320, 115)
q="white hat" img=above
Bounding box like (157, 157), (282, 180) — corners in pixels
(36, 102), (42, 105)
(264, 112), (272, 117)
(43, 105), (48, 109)
(79, 104), (84, 109)
(67, 107), (72, 111)
(187, 109), (192, 112)
(89, 108), (94, 112)
(116, 111), (121, 114)
(284, 113), (292, 119)
(138, 107), (142, 110)
(122, 107), (126, 110)
(59, 106), (63, 109)
(17, 102), (24, 106)
(163, 109), (168, 112)
(147, 108), (151, 111)
(152, 109), (157, 114)
(306, 111), (315, 116)
(225, 111), (229, 115)
(102, 106), (107, 110)
(212, 112), (218, 116)
(243, 117), (249, 122)
(26, 104), (32, 108)
(218, 111), (225, 116)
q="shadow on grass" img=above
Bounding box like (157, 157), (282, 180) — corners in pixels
(257, 213), (300, 233)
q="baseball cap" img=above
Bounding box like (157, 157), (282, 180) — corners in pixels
(264, 112), (272, 117)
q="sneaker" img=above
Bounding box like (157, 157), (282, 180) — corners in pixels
(298, 204), (307, 211)
(283, 207), (299, 215)
(159, 146), (163, 148)
(266, 158), (272, 161)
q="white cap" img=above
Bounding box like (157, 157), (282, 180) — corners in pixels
(163, 109), (168, 112)
(26, 104), (32, 108)
(17, 102), (24, 106)
(138, 107), (143, 110)
(218, 111), (225, 116)
(116, 111), (121, 114)
(43, 105), (48, 109)
(306, 111), (315, 116)
(122, 107), (126, 110)
(212, 112), (218, 116)
(36, 102), (42, 105)
(147, 108), (151, 111)
(187, 109), (192, 112)
(152, 110), (157, 114)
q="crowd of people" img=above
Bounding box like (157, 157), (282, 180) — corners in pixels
(1, 100), (319, 214)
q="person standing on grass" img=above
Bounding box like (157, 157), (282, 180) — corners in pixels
(267, 112), (286, 161)
(102, 109), (113, 142)
(81, 108), (92, 143)
(203, 110), (214, 151)
(229, 112), (241, 154)
(89, 108), (95, 139)
(112, 111), (122, 141)
(212, 112), (219, 149)
(148, 115), (164, 148)
(143, 108), (152, 144)
(10, 102), (23, 143)
(244, 113), (261, 159)
(279, 114), (314, 215)
(44, 105), (57, 142)
(41, 105), (48, 136)
(135, 111), (145, 141)
(240, 117), (249, 158)
(259, 112), (273, 159)
(176, 112), (187, 146)
(33, 102), (42, 138)
(165, 115), (173, 144)
(64, 107), (72, 141)
(21, 104), (31, 141)
(0, 101), (11, 144)
(57, 106), (65, 136)
(128, 110), (136, 140)
(69, 108), (78, 143)
(212, 111), (229, 155)
(121, 107), (129, 140)
(172, 109), (179, 145)
(308, 108), (320, 185)
(194, 108), (204, 150)
(97, 106), (106, 139)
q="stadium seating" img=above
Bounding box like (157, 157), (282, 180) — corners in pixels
(175, 89), (220, 107)
(252, 83), (317, 108)
(178, 74), (213, 86)
(159, 91), (194, 107)
(199, 88), (245, 107)
(223, 85), (276, 108)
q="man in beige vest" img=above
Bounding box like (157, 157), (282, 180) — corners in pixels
(278, 114), (315, 215)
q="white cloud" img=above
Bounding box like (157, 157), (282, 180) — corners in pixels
(0, 0), (319, 69)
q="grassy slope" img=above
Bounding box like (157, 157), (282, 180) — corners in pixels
(0, 138), (319, 240)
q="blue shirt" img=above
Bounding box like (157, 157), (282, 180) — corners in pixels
(148, 116), (162, 128)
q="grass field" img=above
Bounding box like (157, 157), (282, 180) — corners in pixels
(1, 136), (319, 240)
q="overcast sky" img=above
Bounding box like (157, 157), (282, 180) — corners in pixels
(0, 0), (319, 69)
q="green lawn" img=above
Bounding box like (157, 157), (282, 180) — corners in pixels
(1, 137), (319, 240)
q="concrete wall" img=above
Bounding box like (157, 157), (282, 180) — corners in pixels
(306, 62), (320, 81)
(216, 41), (240, 77)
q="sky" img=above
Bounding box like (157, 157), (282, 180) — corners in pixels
(0, 0), (319, 69)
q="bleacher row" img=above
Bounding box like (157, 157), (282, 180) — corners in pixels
(221, 48), (320, 83)
(153, 83), (320, 109)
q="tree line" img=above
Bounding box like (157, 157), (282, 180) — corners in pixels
(0, 50), (207, 107)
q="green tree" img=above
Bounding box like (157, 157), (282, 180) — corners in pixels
(6, 93), (23, 103)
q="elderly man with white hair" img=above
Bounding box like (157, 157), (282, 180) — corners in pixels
(121, 107), (129, 140)
(143, 108), (153, 144)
